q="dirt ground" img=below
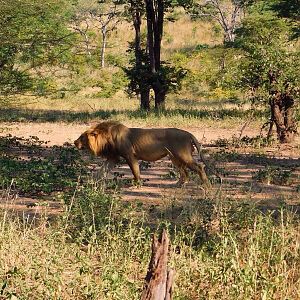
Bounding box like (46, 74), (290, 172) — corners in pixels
(0, 121), (259, 146)
(1, 121), (300, 218)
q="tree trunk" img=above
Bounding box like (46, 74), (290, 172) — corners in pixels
(153, 83), (166, 111)
(84, 32), (92, 58)
(132, 3), (151, 110)
(145, 0), (166, 110)
(267, 120), (274, 140)
(268, 72), (297, 143)
(141, 229), (174, 300)
(141, 88), (151, 110)
(270, 92), (297, 143)
(145, 0), (156, 74)
(154, 89), (166, 111)
(132, 7), (142, 65)
(101, 27), (107, 68)
(153, 0), (163, 71)
(224, 29), (235, 43)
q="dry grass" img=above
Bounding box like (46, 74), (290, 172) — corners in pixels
(162, 17), (221, 55)
(110, 13), (220, 58)
(21, 91), (137, 112)
(4, 90), (262, 129)
(1, 187), (300, 299)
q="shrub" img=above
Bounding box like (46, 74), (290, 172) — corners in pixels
(0, 135), (86, 195)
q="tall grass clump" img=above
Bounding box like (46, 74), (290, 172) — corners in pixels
(1, 185), (300, 299)
(0, 185), (151, 299)
(171, 202), (300, 299)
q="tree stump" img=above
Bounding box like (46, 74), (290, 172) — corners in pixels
(141, 229), (174, 300)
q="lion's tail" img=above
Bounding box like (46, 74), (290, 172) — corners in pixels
(190, 134), (204, 160)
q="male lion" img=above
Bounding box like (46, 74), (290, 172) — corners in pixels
(74, 121), (210, 187)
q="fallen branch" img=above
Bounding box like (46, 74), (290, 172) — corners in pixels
(141, 229), (174, 300)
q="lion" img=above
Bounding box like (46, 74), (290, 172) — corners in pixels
(74, 121), (211, 187)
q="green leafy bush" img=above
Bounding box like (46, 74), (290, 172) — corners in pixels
(253, 166), (293, 185)
(93, 69), (128, 98)
(0, 135), (86, 195)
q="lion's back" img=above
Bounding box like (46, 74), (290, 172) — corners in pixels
(128, 127), (192, 149)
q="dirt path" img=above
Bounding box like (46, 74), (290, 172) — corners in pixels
(0, 121), (260, 146)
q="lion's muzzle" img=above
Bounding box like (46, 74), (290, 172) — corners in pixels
(74, 138), (83, 149)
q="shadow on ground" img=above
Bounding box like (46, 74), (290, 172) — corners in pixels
(0, 107), (266, 123)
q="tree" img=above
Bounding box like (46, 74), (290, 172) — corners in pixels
(271, 0), (300, 20)
(70, 10), (93, 58)
(71, 0), (123, 68)
(91, 1), (122, 68)
(234, 12), (299, 143)
(144, 0), (167, 109)
(184, 0), (249, 43)
(125, 0), (151, 110)
(125, 0), (187, 110)
(0, 0), (74, 97)
(271, 0), (300, 38)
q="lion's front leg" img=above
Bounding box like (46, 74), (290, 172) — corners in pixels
(106, 156), (119, 170)
(100, 157), (119, 178)
(125, 156), (141, 183)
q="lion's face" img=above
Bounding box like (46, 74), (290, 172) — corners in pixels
(74, 130), (97, 154)
(74, 127), (109, 156)
(74, 133), (87, 150)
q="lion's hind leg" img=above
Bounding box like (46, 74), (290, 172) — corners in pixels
(168, 153), (189, 186)
(186, 161), (211, 188)
(177, 167), (189, 187)
(169, 146), (211, 188)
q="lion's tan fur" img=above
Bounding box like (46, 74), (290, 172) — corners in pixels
(74, 121), (210, 186)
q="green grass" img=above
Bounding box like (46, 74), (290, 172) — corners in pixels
(253, 166), (294, 186)
(0, 106), (267, 128)
(1, 84), (271, 128)
(1, 185), (300, 299)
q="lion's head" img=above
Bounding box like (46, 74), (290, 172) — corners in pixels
(74, 121), (122, 157)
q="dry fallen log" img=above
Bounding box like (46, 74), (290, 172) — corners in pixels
(141, 229), (175, 300)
